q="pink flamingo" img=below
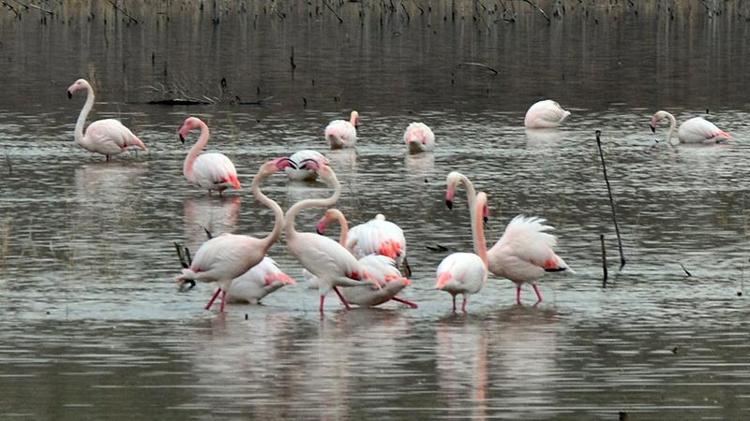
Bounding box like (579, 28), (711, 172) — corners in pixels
(524, 99), (571, 129)
(325, 110), (360, 149)
(314, 208), (417, 308)
(175, 157), (293, 312)
(446, 172), (572, 305)
(284, 159), (379, 312)
(202, 257), (295, 308)
(66, 78), (147, 161)
(404, 122), (436, 154)
(178, 117), (241, 195)
(317, 212), (411, 276)
(649, 110), (731, 144)
(436, 191), (489, 312)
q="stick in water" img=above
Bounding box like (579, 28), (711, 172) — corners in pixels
(596, 130), (626, 270)
(600, 234), (608, 288)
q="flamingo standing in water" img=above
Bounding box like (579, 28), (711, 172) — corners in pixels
(325, 110), (360, 149)
(201, 257), (296, 306)
(175, 157), (294, 312)
(649, 110), (731, 145)
(436, 190), (489, 312)
(66, 78), (147, 161)
(445, 172), (572, 305)
(286, 150), (329, 181)
(313, 208), (417, 308)
(524, 100), (571, 129)
(284, 159), (379, 312)
(178, 117), (241, 195)
(317, 212), (411, 277)
(403, 122), (435, 154)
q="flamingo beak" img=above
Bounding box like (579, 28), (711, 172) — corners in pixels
(67, 90), (72, 99)
(275, 157), (297, 170)
(446, 199), (453, 209)
(649, 124), (656, 133)
(179, 133), (186, 144)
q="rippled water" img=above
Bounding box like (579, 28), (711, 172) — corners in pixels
(2, 1), (750, 419)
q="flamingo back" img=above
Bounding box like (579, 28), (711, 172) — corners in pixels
(83, 119), (146, 155)
(325, 120), (357, 148)
(226, 256), (293, 303)
(435, 252), (487, 295)
(679, 117), (731, 143)
(191, 152), (241, 190)
(348, 216), (407, 265)
(524, 100), (571, 129)
(179, 234), (265, 287)
(288, 232), (364, 288)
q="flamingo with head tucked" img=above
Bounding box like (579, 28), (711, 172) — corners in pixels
(175, 157), (294, 312)
(404, 122), (435, 154)
(446, 172), (572, 305)
(178, 117), (241, 195)
(649, 110), (731, 145)
(313, 208), (417, 308)
(524, 100), (571, 129)
(325, 110), (360, 149)
(67, 78), (147, 161)
(284, 159), (379, 312)
(436, 188), (489, 312)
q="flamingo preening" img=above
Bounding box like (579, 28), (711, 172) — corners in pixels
(325, 110), (360, 149)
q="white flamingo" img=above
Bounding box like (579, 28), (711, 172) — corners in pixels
(284, 159), (379, 312)
(67, 78), (147, 161)
(175, 157), (294, 312)
(403, 122), (435, 154)
(523, 99), (571, 129)
(649, 110), (731, 145)
(178, 117), (241, 194)
(325, 110), (359, 149)
(200, 257), (296, 306)
(446, 172), (572, 305)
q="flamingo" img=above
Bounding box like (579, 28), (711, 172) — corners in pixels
(178, 117), (241, 195)
(325, 110), (359, 149)
(286, 150), (329, 181)
(436, 190), (489, 312)
(523, 100), (571, 129)
(210, 257), (296, 306)
(175, 157), (294, 312)
(66, 78), (147, 161)
(403, 122), (435, 154)
(313, 208), (417, 308)
(317, 212), (411, 277)
(283, 159), (379, 312)
(649, 110), (731, 145)
(445, 172), (572, 305)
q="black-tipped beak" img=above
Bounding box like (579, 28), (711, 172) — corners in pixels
(649, 125), (655, 133)
(316, 227), (324, 235)
(179, 134), (185, 144)
(445, 200), (453, 210)
(297, 158), (316, 170)
(483, 216), (488, 224)
(281, 156), (297, 169)
(67, 90), (72, 99)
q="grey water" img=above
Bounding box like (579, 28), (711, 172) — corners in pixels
(2, 1), (750, 419)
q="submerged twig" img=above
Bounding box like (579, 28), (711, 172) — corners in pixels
(321, 0), (343, 23)
(679, 263), (692, 277)
(522, 0), (550, 23)
(107, 0), (138, 23)
(457, 62), (499, 75)
(595, 130), (626, 270)
(601, 234), (608, 288)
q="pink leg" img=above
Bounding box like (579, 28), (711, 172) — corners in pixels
(391, 296), (418, 309)
(319, 294), (326, 313)
(219, 289), (227, 312)
(532, 283), (543, 303)
(332, 287), (352, 310)
(516, 286), (522, 305)
(461, 295), (468, 313)
(452, 295), (457, 313)
(204, 288), (222, 310)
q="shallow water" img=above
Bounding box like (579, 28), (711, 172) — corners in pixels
(2, 1), (750, 419)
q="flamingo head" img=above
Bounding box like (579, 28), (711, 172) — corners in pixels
(264, 157), (296, 174)
(445, 172), (464, 209)
(66, 78), (90, 99)
(316, 209), (338, 235)
(476, 192), (490, 225)
(264, 272), (296, 286)
(445, 185), (456, 209)
(350, 110), (360, 127)
(178, 117), (204, 143)
(650, 110), (670, 133)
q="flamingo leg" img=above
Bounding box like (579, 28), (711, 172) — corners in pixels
(391, 296), (418, 309)
(516, 286), (522, 305)
(219, 289), (227, 312)
(332, 287), (352, 310)
(204, 288), (222, 310)
(319, 294), (326, 313)
(452, 295), (457, 313)
(532, 283), (544, 303)
(462, 295), (468, 313)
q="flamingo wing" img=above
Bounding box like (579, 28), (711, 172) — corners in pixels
(679, 117), (731, 143)
(192, 152), (241, 189)
(524, 100), (571, 129)
(292, 233), (362, 280)
(491, 215), (568, 272)
(436, 252), (487, 293)
(189, 234), (261, 281)
(85, 119), (145, 153)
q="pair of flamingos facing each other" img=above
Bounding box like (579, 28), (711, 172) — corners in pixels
(174, 154), (572, 312)
(326, 110), (437, 154)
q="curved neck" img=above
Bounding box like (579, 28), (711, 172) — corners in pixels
(328, 209), (349, 246)
(184, 121), (209, 180)
(665, 112), (677, 145)
(250, 170), (285, 253)
(285, 172), (341, 238)
(456, 173), (478, 217)
(472, 194), (488, 267)
(75, 86), (95, 144)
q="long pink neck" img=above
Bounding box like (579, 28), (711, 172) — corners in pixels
(183, 120), (209, 181)
(285, 171), (341, 239)
(327, 209), (349, 246)
(472, 193), (488, 266)
(74, 83), (95, 145)
(250, 168), (284, 253)
(455, 173), (478, 213)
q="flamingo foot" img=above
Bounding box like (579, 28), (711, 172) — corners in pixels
(532, 283), (544, 303)
(516, 286), (522, 305)
(219, 289), (227, 312)
(204, 288), (222, 310)
(332, 286), (352, 310)
(391, 296), (418, 309)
